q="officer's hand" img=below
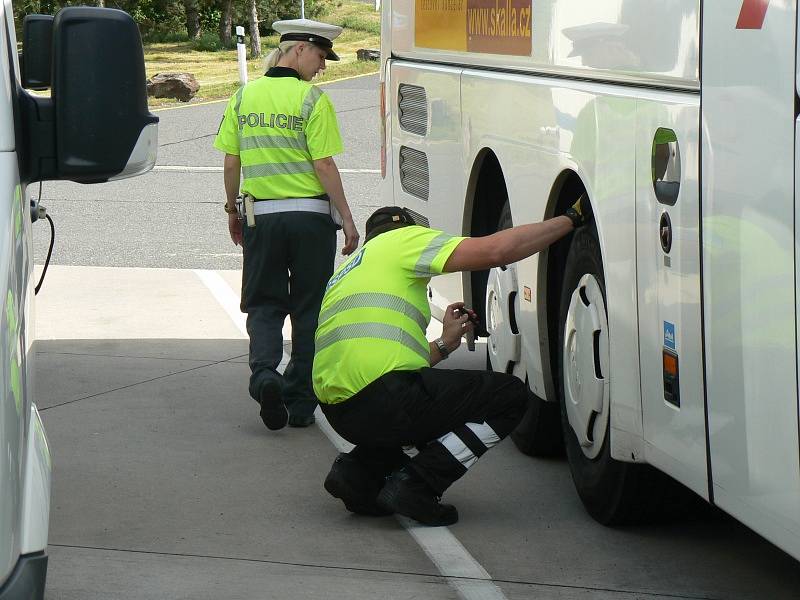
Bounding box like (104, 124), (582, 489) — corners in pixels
(341, 218), (360, 255)
(442, 302), (475, 351)
(228, 213), (243, 246)
(565, 194), (593, 228)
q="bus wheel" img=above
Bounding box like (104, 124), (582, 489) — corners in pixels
(486, 201), (518, 373)
(511, 386), (565, 457)
(558, 228), (657, 524)
(484, 202), (563, 456)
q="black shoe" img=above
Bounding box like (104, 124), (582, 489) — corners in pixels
(259, 381), (288, 431)
(377, 468), (458, 526)
(324, 453), (393, 517)
(288, 414), (315, 428)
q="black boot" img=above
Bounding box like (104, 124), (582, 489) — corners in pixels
(259, 381), (288, 431)
(376, 467), (458, 526)
(324, 453), (393, 517)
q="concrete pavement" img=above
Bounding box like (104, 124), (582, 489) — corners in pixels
(35, 264), (800, 600)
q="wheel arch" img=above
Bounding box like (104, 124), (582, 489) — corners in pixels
(537, 169), (596, 404)
(462, 148), (508, 336)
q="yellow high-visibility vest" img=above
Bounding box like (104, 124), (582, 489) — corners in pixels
(214, 72), (342, 199)
(313, 226), (466, 404)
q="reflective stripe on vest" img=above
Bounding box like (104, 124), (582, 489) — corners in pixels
(315, 322), (430, 362)
(242, 161), (316, 179)
(414, 233), (452, 277)
(234, 87), (245, 131)
(318, 292), (428, 332)
(239, 135), (306, 151)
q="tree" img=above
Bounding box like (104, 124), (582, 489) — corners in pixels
(218, 0), (232, 47)
(183, 0), (201, 39)
(248, 0), (260, 58)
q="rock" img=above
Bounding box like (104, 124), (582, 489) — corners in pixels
(357, 48), (380, 62)
(147, 72), (200, 102)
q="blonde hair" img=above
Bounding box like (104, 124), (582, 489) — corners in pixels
(265, 40), (301, 70)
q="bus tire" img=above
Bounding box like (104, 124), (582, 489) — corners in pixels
(511, 388), (565, 457)
(558, 227), (673, 525)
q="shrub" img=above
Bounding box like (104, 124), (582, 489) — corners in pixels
(192, 31), (223, 52)
(142, 31), (190, 44)
(340, 15), (380, 35)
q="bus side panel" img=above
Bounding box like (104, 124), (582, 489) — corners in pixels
(390, 0), (699, 90)
(459, 70), (645, 454)
(387, 62), (465, 320)
(703, 2), (800, 560)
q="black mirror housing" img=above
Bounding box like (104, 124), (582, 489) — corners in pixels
(51, 7), (158, 183)
(20, 8), (159, 184)
(21, 15), (53, 90)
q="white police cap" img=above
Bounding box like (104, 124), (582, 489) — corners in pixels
(272, 18), (343, 61)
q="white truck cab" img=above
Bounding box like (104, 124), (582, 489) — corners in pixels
(0, 3), (157, 597)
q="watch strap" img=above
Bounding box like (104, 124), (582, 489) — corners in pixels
(434, 337), (450, 360)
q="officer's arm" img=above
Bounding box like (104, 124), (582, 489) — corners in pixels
(313, 156), (352, 222)
(443, 217), (574, 272)
(223, 154), (241, 210)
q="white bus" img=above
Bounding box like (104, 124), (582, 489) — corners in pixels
(379, 0), (800, 560)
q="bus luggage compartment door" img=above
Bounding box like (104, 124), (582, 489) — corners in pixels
(635, 96), (708, 499)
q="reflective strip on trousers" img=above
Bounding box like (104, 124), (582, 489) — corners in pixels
(438, 422), (500, 469)
(315, 322), (429, 362)
(318, 292), (428, 332)
(414, 232), (452, 277)
(242, 161), (316, 179)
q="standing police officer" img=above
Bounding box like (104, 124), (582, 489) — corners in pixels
(314, 201), (589, 525)
(214, 19), (359, 431)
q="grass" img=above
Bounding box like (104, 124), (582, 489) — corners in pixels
(146, 2), (381, 109)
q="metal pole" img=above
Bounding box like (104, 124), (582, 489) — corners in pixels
(375, 0), (380, 11)
(236, 25), (247, 85)
(301, 0), (305, 19)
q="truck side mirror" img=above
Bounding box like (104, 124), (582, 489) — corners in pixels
(52, 7), (158, 182)
(21, 15), (53, 90)
(20, 7), (158, 184)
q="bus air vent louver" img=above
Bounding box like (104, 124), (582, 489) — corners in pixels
(398, 84), (428, 136)
(399, 146), (429, 201)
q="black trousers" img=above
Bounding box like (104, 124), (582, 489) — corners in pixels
(321, 368), (527, 495)
(241, 211), (336, 418)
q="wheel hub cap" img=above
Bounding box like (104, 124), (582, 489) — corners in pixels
(563, 274), (609, 459)
(486, 264), (521, 371)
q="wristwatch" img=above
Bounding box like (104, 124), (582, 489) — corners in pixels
(224, 202), (237, 214)
(434, 337), (450, 360)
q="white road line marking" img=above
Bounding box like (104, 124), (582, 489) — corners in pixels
(196, 269), (509, 600)
(153, 165), (380, 174)
(193, 270), (291, 370)
(314, 409), (508, 600)
(193, 270), (247, 336)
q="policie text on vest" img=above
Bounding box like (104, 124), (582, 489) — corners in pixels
(238, 112), (304, 131)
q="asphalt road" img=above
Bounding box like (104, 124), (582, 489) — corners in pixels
(32, 73), (800, 599)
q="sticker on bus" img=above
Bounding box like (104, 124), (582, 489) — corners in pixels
(416, 0), (532, 56)
(663, 321), (676, 351)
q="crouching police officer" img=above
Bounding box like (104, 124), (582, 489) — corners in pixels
(214, 19), (359, 431)
(313, 200), (590, 525)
